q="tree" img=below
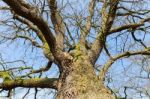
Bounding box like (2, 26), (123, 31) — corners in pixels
(0, 0), (150, 98)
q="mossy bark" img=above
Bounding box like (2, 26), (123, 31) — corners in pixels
(56, 56), (115, 99)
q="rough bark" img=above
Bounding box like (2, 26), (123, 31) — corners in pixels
(56, 55), (115, 99)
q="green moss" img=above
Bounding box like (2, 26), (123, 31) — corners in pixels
(19, 66), (32, 70)
(43, 43), (50, 52)
(43, 42), (52, 58)
(0, 71), (11, 81)
(73, 43), (84, 61)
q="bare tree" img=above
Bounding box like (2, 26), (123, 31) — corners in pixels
(0, 0), (150, 99)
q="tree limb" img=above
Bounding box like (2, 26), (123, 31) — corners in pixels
(0, 78), (58, 90)
(20, 61), (53, 77)
(3, 0), (56, 54)
(2, 0), (72, 62)
(99, 49), (150, 81)
(48, 0), (65, 50)
(89, 0), (119, 64)
(80, 0), (96, 46)
(109, 17), (150, 34)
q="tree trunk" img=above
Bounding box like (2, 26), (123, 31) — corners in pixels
(56, 56), (115, 99)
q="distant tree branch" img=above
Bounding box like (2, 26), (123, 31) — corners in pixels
(0, 33), (42, 48)
(22, 88), (30, 99)
(117, 6), (150, 16)
(13, 35), (42, 48)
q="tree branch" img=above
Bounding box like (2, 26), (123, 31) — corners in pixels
(0, 78), (58, 90)
(3, 0), (56, 54)
(109, 17), (150, 34)
(13, 35), (42, 48)
(117, 6), (150, 16)
(99, 49), (150, 81)
(13, 14), (46, 43)
(31, 61), (52, 74)
(2, 0), (72, 62)
(20, 61), (53, 77)
(80, 0), (96, 46)
(48, 0), (65, 50)
(89, 0), (119, 64)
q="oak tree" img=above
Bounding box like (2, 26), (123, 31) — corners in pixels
(0, 0), (150, 99)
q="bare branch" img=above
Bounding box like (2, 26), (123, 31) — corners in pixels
(48, 0), (65, 50)
(23, 61), (53, 76)
(117, 6), (150, 16)
(22, 89), (30, 99)
(3, 0), (56, 53)
(80, 0), (96, 44)
(13, 35), (42, 48)
(99, 49), (150, 81)
(109, 17), (150, 34)
(13, 14), (46, 43)
(89, 0), (119, 64)
(2, 0), (73, 63)
(31, 61), (52, 74)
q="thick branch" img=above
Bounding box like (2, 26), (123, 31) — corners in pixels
(89, 0), (119, 64)
(48, 0), (65, 50)
(85, 0), (96, 34)
(2, 0), (71, 62)
(0, 78), (58, 90)
(3, 0), (56, 52)
(85, 0), (95, 34)
(13, 14), (57, 62)
(99, 49), (150, 81)
(80, 0), (96, 45)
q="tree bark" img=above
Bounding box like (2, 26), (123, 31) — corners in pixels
(56, 56), (115, 99)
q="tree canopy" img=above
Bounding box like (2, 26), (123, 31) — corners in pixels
(0, 0), (150, 99)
